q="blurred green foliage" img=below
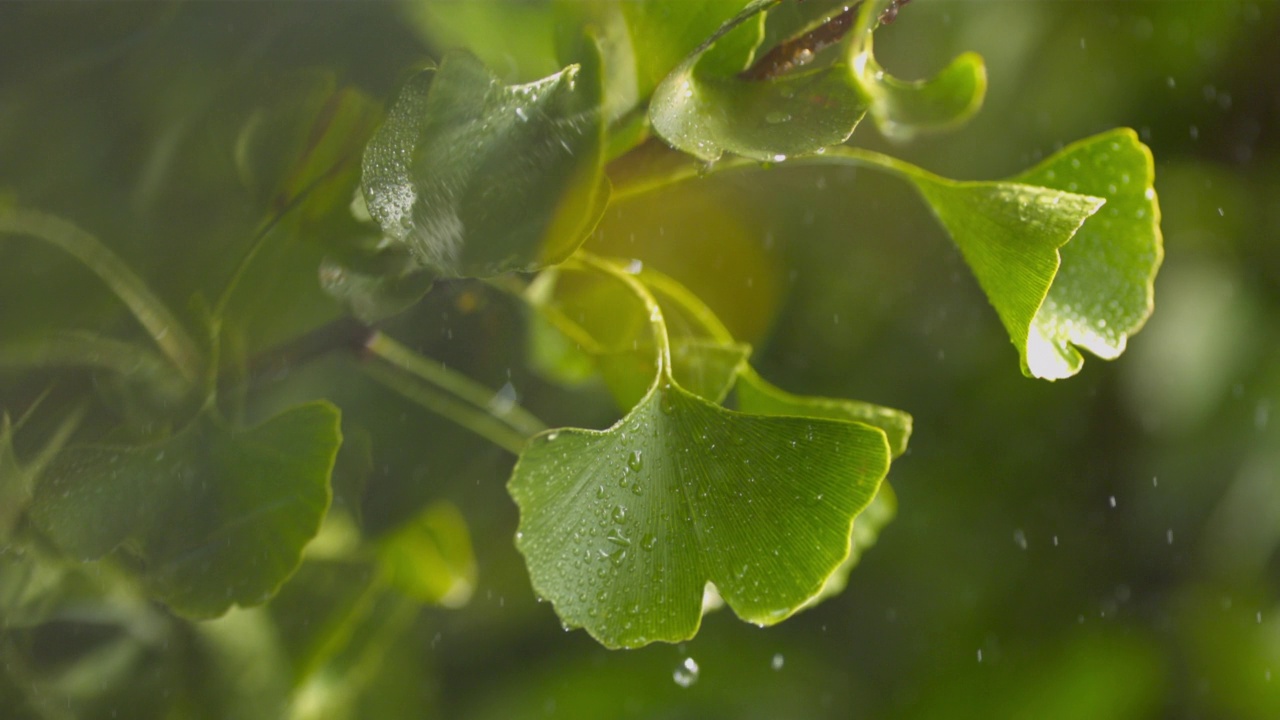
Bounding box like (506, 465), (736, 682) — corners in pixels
(1, 0), (1278, 718)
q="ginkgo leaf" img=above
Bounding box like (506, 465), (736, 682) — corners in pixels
(29, 402), (342, 618)
(361, 49), (607, 278)
(893, 130), (1161, 379)
(1014, 129), (1163, 379)
(509, 380), (889, 648)
(509, 255), (892, 648)
(908, 174), (1106, 379)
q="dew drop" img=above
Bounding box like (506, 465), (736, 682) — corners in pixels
(627, 450), (644, 472)
(640, 533), (658, 551)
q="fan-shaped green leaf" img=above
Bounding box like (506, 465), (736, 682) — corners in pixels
(1013, 129), (1163, 379)
(909, 174), (1105, 379)
(361, 50), (607, 278)
(29, 402), (342, 618)
(510, 380), (889, 648)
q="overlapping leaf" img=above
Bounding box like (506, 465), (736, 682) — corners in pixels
(29, 402), (342, 618)
(648, 0), (987, 161)
(361, 49), (607, 279)
(897, 130), (1160, 378)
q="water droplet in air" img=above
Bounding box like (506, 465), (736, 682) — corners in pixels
(673, 657), (700, 688)
(771, 653), (785, 671)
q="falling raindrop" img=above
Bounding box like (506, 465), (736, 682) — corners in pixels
(771, 653), (785, 671)
(1013, 529), (1028, 550)
(673, 657), (700, 688)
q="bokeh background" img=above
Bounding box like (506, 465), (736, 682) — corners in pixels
(2, 1), (1278, 718)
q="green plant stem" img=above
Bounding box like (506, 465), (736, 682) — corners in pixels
(569, 253), (673, 376)
(0, 331), (188, 398)
(609, 145), (932, 204)
(362, 331), (545, 454)
(0, 207), (202, 382)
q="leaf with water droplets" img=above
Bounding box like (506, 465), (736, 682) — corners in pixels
(28, 402), (341, 618)
(647, 0), (984, 162)
(509, 376), (890, 648)
(905, 167), (1106, 379)
(361, 49), (606, 278)
(900, 130), (1160, 379)
(1012, 129), (1164, 379)
(648, 0), (871, 162)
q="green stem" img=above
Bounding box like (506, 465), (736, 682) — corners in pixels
(0, 331), (187, 398)
(609, 145), (933, 204)
(362, 332), (545, 454)
(569, 253), (673, 378)
(0, 207), (202, 382)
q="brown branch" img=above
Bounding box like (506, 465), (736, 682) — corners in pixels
(738, 0), (912, 81)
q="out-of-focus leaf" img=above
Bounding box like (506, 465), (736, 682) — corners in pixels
(621, 0), (767, 100)
(377, 501), (477, 608)
(268, 557), (379, 684)
(361, 49), (607, 278)
(0, 404), (84, 543)
(404, 1), (561, 82)
(319, 253), (435, 325)
(234, 73), (382, 218)
(29, 402), (342, 618)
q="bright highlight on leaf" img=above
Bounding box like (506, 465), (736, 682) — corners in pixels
(361, 49), (607, 279)
(29, 402), (342, 618)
